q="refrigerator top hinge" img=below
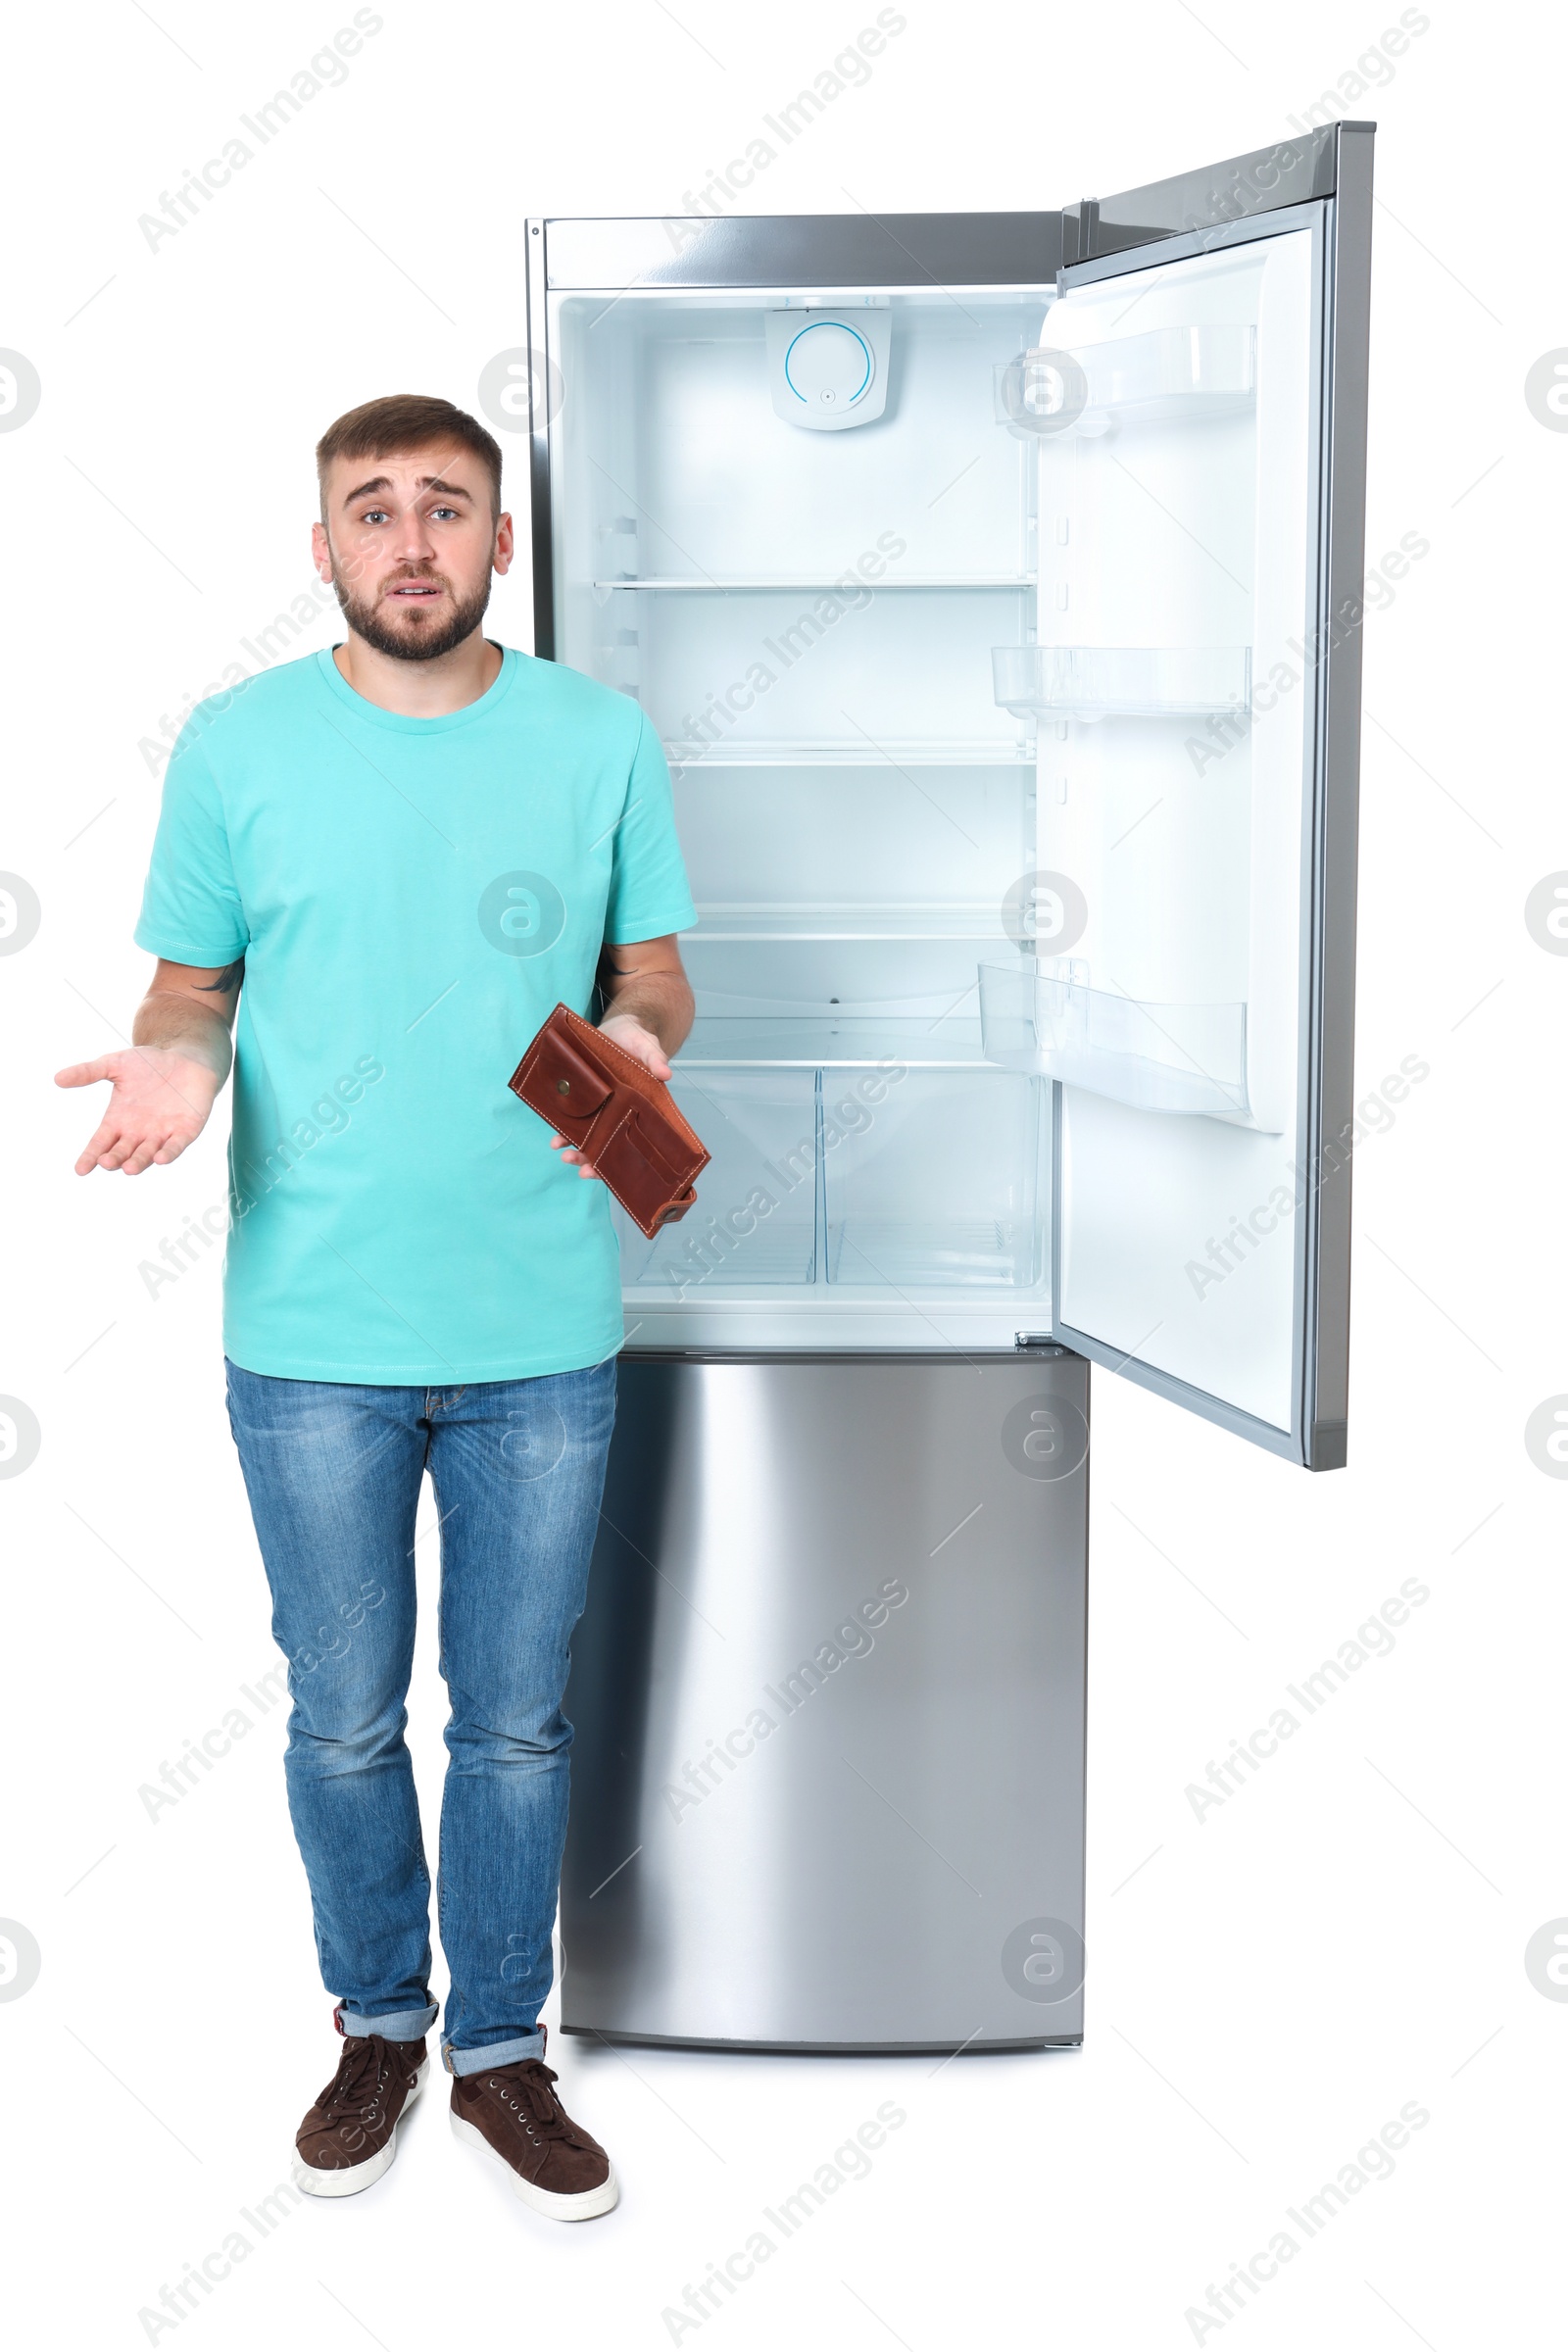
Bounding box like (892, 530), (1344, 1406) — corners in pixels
(1062, 199), (1100, 267)
(1014, 1332), (1063, 1352)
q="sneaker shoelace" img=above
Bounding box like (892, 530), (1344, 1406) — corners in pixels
(318, 2034), (394, 2126)
(483, 2059), (578, 2144)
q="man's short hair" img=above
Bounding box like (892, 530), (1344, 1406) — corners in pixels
(316, 394), (504, 519)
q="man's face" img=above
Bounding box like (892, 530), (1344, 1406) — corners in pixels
(312, 443), (514, 662)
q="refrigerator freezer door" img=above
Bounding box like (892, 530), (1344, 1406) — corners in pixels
(1040, 126), (1373, 1469)
(558, 1353), (1088, 2052)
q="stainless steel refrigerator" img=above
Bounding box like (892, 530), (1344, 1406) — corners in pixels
(524, 122), (1373, 2051)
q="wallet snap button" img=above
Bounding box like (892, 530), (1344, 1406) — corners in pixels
(556, 1078), (571, 1096)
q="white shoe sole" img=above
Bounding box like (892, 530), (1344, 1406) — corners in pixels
(450, 2109), (620, 2220)
(292, 2057), (428, 2197)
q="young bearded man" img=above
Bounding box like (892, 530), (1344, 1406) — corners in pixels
(57, 394), (696, 2220)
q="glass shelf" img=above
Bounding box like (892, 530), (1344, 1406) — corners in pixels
(979, 959), (1249, 1117)
(684, 905), (1010, 942)
(665, 739), (1037, 768)
(675, 1012), (990, 1069)
(996, 323), (1256, 436)
(992, 644), (1250, 722)
(594, 575), (1036, 592)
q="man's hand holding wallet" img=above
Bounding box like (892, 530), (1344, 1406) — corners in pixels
(508, 1002), (710, 1240)
(553, 1010), (671, 1158)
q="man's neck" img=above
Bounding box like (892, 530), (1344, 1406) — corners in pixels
(332, 628), (503, 717)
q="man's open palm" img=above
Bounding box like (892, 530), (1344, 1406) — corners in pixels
(56, 1046), (222, 1176)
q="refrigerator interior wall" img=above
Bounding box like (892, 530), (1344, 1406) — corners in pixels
(550, 288), (1058, 1346)
(1038, 229), (1318, 1431)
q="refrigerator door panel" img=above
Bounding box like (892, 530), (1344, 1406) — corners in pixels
(558, 1353), (1088, 2051)
(1039, 128), (1371, 1469)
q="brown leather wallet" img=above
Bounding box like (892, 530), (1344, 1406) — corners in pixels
(507, 1003), (710, 1239)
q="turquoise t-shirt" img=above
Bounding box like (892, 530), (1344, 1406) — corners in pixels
(134, 645), (696, 1384)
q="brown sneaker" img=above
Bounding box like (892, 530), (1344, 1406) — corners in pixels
(450, 2056), (618, 2220)
(293, 2032), (428, 2197)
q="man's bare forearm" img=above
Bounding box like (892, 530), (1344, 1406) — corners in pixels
(132, 988), (235, 1084)
(601, 969), (694, 1057)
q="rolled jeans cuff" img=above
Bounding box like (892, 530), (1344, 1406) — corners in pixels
(443, 2028), (547, 2077)
(337, 1998), (438, 2043)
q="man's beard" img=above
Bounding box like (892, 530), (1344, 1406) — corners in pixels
(330, 561), (493, 662)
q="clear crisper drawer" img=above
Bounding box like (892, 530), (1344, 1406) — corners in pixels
(980, 958), (1248, 1117)
(614, 1069), (817, 1293)
(823, 1070), (1044, 1290)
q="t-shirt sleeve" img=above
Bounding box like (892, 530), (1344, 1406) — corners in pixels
(133, 724), (250, 967)
(602, 710), (697, 945)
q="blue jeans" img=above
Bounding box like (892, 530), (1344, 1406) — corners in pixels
(223, 1354), (616, 2076)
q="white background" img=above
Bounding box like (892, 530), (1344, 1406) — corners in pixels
(2, 2), (1563, 2345)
